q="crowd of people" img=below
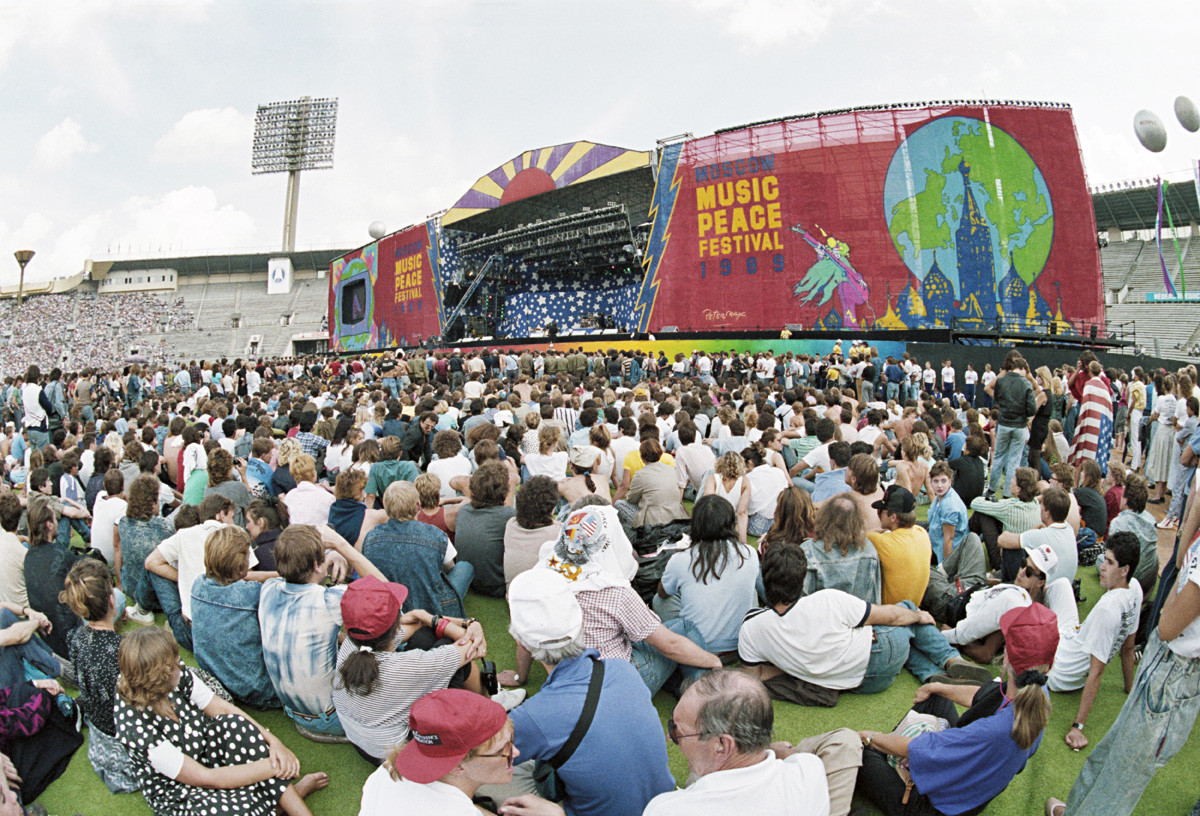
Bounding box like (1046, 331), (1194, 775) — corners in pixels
(0, 340), (1194, 816)
(0, 292), (193, 378)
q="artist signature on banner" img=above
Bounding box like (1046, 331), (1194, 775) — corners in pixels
(704, 308), (747, 322)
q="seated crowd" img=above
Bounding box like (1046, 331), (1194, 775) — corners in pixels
(0, 342), (1193, 816)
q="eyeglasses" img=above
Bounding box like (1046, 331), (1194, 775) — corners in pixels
(475, 740), (515, 766)
(667, 717), (703, 745)
(1022, 563), (1045, 581)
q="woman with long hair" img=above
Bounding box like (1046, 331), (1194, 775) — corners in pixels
(654, 494), (759, 658)
(702, 452), (751, 544)
(202, 448), (251, 526)
(323, 417), (357, 476)
(114, 626), (328, 816)
(757, 486), (816, 557)
(800, 492), (880, 603)
(857, 604), (1058, 816)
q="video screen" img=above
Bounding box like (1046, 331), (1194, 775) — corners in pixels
(341, 279), (367, 325)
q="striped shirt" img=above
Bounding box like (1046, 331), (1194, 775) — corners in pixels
(331, 639), (461, 760)
(969, 496), (1043, 533)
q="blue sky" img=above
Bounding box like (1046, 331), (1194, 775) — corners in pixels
(1, 0), (1198, 281)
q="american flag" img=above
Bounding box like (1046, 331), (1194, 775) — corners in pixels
(1069, 376), (1114, 474)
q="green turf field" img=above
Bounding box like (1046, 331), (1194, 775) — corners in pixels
(36, 539), (1200, 816)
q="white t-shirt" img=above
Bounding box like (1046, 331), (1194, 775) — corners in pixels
(941, 366), (955, 385)
(91, 494), (127, 565)
(643, 750), (829, 816)
(358, 766), (480, 816)
(610, 436), (639, 480)
(746, 466), (789, 518)
(428, 455), (472, 498)
(1168, 533), (1200, 658)
(524, 451), (568, 481)
(982, 370), (997, 388)
(964, 369), (978, 386)
(1047, 580), (1142, 692)
(157, 520), (256, 620)
(943, 584), (1032, 646)
(738, 588), (872, 690)
(923, 368), (936, 385)
(1020, 523), (1077, 586)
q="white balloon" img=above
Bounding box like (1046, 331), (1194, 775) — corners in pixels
(1175, 96), (1200, 133)
(1134, 109), (1168, 152)
(368, 221), (387, 240)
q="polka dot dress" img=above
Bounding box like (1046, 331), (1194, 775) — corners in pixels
(115, 665), (287, 816)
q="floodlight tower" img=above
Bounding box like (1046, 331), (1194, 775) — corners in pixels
(251, 96), (338, 252)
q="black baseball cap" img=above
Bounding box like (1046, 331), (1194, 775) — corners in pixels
(871, 485), (916, 514)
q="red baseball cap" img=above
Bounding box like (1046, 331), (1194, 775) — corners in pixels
(394, 689), (509, 783)
(340, 575), (408, 640)
(1000, 603), (1059, 675)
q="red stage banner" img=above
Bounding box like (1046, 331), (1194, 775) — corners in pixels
(635, 104), (1102, 335)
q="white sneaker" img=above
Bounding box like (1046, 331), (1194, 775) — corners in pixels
(491, 688), (527, 711)
(125, 606), (155, 624)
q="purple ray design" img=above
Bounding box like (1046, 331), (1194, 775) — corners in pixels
(556, 144), (626, 186)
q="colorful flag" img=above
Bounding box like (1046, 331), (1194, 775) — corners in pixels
(1070, 375), (1115, 475)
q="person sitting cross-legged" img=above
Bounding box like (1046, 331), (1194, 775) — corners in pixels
(738, 542), (992, 706)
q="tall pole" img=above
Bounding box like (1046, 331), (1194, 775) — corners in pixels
(282, 170), (301, 252)
(13, 250), (34, 324)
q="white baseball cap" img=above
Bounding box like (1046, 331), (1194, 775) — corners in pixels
(508, 569), (583, 650)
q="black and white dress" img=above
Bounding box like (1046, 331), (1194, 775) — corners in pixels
(115, 664), (286, 816)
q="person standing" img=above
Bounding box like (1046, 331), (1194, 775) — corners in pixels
(987, 352), (1038, 499)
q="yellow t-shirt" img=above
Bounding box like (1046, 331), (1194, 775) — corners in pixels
(866, 526), (933, 606)
(623, 451), (675, 479)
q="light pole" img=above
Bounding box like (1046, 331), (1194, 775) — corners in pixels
(13, 249), (34, 321)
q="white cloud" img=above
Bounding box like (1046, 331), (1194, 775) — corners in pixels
(118, 186), (256, 254)
(152, 107), (253, 164)
(33, 118), (99, 169)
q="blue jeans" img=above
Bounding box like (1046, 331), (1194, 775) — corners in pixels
(0, 609), (60, 688)
(381, 378), (398, 398)
(988, 424), (1029, 496)
(886, 382), (899, 402)
(148, 572), (192, 651)
(630, 616), (709, 696)
(445, 561), (474, 609)
(1065, 633), (1200, 816)
(853, 601), (960, 694)
(285, 705), (344, 737)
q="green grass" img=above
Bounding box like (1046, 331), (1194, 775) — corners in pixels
(36, 561), (1200, 816)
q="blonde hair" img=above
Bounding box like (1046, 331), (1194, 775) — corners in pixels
(383, 481), (420, 521)
(1010, 670), (1052, 750)
(413, 473), (441, 509)
(714, 451), (746, 480)
(277, 438), (302, 467)
(117, 627), (181, 720)
(204, 525), (253, 586)
(289, 453), (317, 484)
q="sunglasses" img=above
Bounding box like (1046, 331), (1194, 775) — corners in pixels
(475, 739), (515, 766)
(667, 717), (703, 745)
(1022, 562), (1045, 581)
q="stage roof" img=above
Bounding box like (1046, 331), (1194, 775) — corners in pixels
(442, 141), (653, 233)
(1091, 179), (1200, 233)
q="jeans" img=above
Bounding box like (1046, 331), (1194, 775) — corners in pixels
(1065, 633), (1200, 816)
(445, 561), (475, 609)
(885, 382), (899, 402)
(285, 705), (344, 737)
(381, 377), (398, 398)
(988, 424), (1029, 496)
(148, 572), (192, 651)
(0, 609), (61, 689)
(629, 616), (709, 696)
(853, 601), (960, 694)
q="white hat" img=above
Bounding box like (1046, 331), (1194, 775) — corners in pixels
(508, 570), (583, 650)
(1024, 542), (1059, 577)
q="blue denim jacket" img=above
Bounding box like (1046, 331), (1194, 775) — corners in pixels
(363, 519), (464, 617)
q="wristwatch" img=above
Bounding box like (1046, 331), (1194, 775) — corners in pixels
(463, 618), (479, 628)
(1071, 722), (1085, 732)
